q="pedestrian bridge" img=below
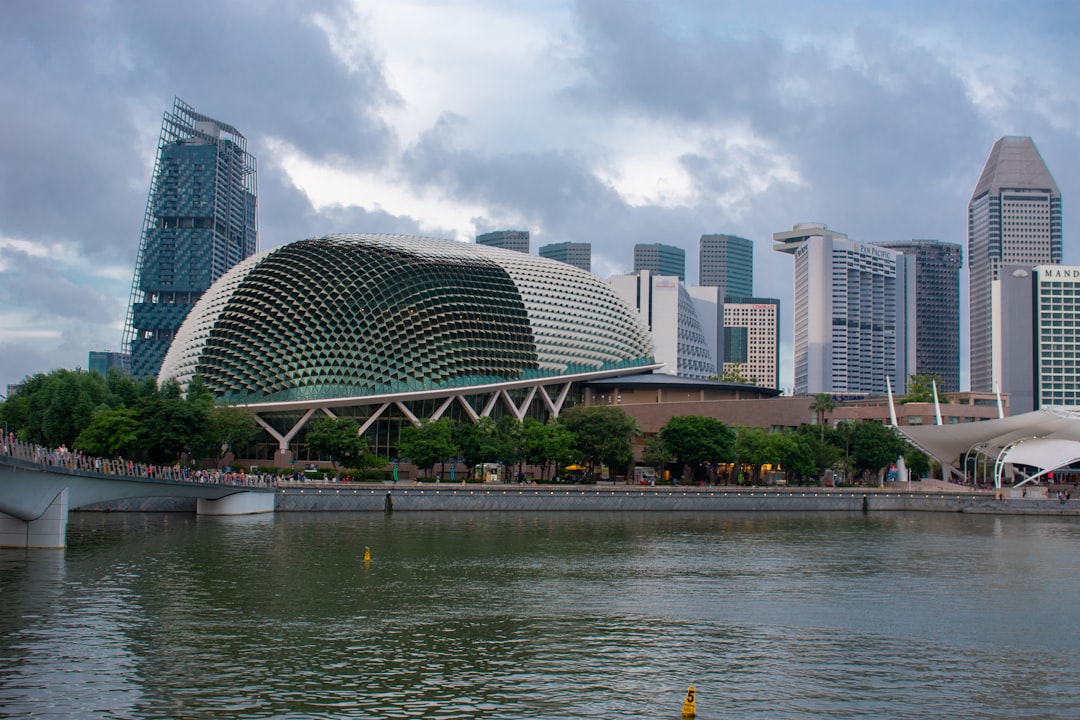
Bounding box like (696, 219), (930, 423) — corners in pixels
(0, 453), (274, 548)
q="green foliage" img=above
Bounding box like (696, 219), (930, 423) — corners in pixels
(900, 374), (941, 404)
(523, 418), (577, 481)
(559, 405), (641, 476)
(770, 430), (817, 480)
(710, 363), (757, 385)
(903, 446), (932, 478)
(808, 392), (837, 440)
(397, 418), (457, 478)
(74, 407), (140, 458)
(734, 426), (771, 483)
(453, 417), (497, 468)
(305, 416), (368, 478)
(203, 405), (260, 468)
(135, 395), (207, 464)
(494, 416), (527, 469)
(8, 369), (107, 447)
(659, 415), (735, 480)
(852, 421), (906, 481)
(640, 434), (673, 471)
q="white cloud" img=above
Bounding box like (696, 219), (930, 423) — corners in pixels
(265, 136), (488, 242)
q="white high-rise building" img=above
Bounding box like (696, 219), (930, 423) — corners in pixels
(1035, 266), (1080, 409)
(608, 271), (716, 379)
(773, 223), (916, 395)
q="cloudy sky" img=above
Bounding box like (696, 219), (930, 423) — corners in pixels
(1, 0), (1077, 393)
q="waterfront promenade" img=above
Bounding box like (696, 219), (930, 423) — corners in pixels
(6, 435), (1079, 517)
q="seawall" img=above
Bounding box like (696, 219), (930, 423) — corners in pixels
(76, 484), (1080, 516)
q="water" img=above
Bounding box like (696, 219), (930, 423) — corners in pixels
(2, 511), (1080, 719)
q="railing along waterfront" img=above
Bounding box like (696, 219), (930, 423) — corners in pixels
(0, 434), (277, 488)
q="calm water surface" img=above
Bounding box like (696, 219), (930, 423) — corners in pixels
(2, 511), (1079, 719)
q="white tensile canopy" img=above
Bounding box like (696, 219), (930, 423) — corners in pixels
(897, 407), (1080, 488)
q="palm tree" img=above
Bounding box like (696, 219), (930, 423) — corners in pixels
(809, 393), (838, 442)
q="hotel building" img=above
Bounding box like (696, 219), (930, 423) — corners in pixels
(774, 223), (915, 395)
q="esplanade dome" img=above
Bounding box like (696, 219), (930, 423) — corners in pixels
(158, 233), (654, 403)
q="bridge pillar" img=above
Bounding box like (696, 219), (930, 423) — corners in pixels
(197, 491), (276, 516)
(0, 489), (69, 549)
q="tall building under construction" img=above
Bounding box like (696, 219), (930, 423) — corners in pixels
(122, 98), (258, 380)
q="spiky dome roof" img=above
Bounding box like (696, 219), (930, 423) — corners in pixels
(158, 233), (654, 402)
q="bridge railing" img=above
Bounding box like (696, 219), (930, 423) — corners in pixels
(1, 434), (281, 488)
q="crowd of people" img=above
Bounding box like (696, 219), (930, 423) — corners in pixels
(0, 434), (279, 487)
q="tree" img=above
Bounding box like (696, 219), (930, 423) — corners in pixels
(206, 405), (260, 468)
(453, 417), (498, 470)
(808, 393), (837, 442)
(770, 430), (817, 483)
(559, 405), (641, 479)
(74, 407), (140, 458)
(397, 418), (456, 480)
(901, 374), (941, 404)
(852, 421), (906, 484)
(305, 416), (367, 479)
(658, 415), (736, 483)
(523, 418), (576, 482)
(710, 363), (757, 385)
(494, 416), (527, 478)
(15, 369), (107, 448)
(734, 426), (771, 484)
(640, 435), (673, 474)
(135, 394), (208, 465)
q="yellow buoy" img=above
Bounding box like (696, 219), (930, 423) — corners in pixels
(363, 546), (371, 563)
(681, 685), (696, 717)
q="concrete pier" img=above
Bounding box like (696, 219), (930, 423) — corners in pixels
(0, 489), (69, 549)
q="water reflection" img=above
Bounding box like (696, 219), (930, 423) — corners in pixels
(1, 511), (1079, 718)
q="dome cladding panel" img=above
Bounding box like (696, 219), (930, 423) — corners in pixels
(159, 234), (654, 401)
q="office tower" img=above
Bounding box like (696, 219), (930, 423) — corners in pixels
(774, 223), (916, 395)
(121, 98), (258, 381)
(634, 243), (685, 281)
(476, 230), (530, 254)
(539, 242), (591, 272)
(875, 240), (963, 392)
(88, 351), (129, 377)
(699, 234), (753, 297)
(968, 136), (1061, 393)
(609, 271), (716, 379)
(722, 298), (780, 389)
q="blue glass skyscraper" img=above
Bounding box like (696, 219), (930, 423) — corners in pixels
(122, 98), (258, 380)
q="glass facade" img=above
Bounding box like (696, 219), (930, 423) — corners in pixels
(634, 243), (686, 281)
(538, 242), (591, 272)
(159, 234), (654, 403)
(875, 240), (963, 392)
(122, 98), (258, 380)
(699, 234), (753, 297)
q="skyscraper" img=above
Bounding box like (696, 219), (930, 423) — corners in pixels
(634, 243), (685, 281)
(774, 223), (915, 395)
(539, 242), (591, 272)
(722, 298), (780, 389)
(122, 98), (258, 380)
(875, 240), (963, 392)
(968, 136), (1061, 393)
(609, 271), (716, 379)
(476, 230), (529, 254)
(699, 234), (753, 297)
